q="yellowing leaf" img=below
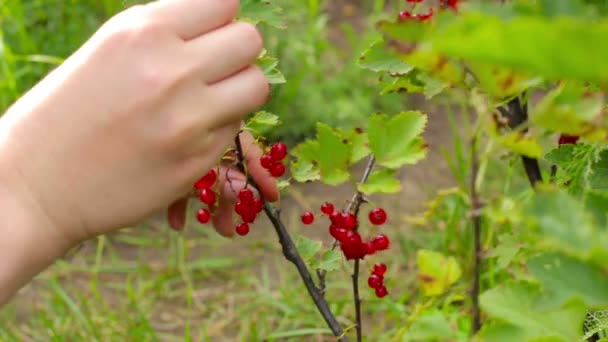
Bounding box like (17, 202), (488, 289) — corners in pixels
(416, 249), (462, 297)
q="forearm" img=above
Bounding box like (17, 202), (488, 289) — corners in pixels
(0, 172), (73, 305)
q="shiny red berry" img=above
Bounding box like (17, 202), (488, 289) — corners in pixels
(375, 285), (388, 298)
(369, 208), (387, 225)
(329, 225), (348, 241)
(238, 188), (254, 202)
(199, 188), (216, 205)
(260, 155), (274, 169)
(330, 211), (343, 226)
(270, 163), (286, 177)
(270, 142), (288, 161)
(342, 213), (357, 230)
(558, 134), (580, 145)
(368, 274), (384, 289)
(235, 202), (246, 215)
(398, 10), (412, 20)
(417, 8), (434, 21)
(194, 169), (217, 189)
(196, 208), (211, 224)
(301, 212), (315, 225)
(321, 202), (335, 215)
(241, 210), (256, 224)
(252, 198), (264, 213)
(364, 241), (376, 255)
(373, 263), (387, 276)
(236, 223), (250, 236)
(372, 234), (390, 251)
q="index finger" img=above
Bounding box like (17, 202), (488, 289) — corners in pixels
(145, 0), (239, 40)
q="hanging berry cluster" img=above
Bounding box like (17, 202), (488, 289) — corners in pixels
(194, 168), (218, 225)
(368, 263), (388, 298)
(301, 204), (391, 298)
(260, 142), (288, 177)
(233, 188), (264, 236)
(398, 0), (459, 21)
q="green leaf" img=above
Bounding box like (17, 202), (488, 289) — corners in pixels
(358, 39), (413, 74)
(316, 250), (342, 272)
(416, 249), (462, 297)
(239, 0), (286, 29)
(490, 234), (521, 270)
(480, 282), (587, 341)
(245, 111), (280, 136)
(291, 123), (352, 185)
(496, 132), (543, 158)
(357, 169), (401, 194)
(407, 311), (457, 340)
(368, 112), (428, 169)
(294, 235), (322, 265)
(379, 69), (447, 99)
(257, 53), (286, 84)
(528, 253), (608, 308)
(345, 128), (370, 164)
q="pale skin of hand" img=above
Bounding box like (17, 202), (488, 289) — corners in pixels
(0, 0), (278, 305)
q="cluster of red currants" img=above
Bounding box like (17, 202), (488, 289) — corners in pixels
(301, 204), (391, 298)
(398, 0), (459, 21)
(368, 263), (389, 298)
(260, 142), (288, 178)
(194, 168), (218, 225)
(233, 188), (264, 236)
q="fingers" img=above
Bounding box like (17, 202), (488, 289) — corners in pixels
(187, 22), (263, 84)
(145, 0), (239, 40)
(239, 131), (280, 202)
(202, 66), (270, 129)
(211, 167), (247, 237)
(167, 197), (189, 231)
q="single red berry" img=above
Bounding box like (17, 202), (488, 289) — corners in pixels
(238, 188), (254, 202)
(194, 169), (217, 189)
(301, 212), (315, 225)
(342, 213), (357, 230)
(252, 198), (264, 213)
(270, 142), (288, 161)
(558, 134), (580, 145)
(375, 285), (388, 298)
(373, 263), (387, 276)
(320, 202), (335, 215)
(235, 202), (246, 215)
(235, 223), (250, 236)
(270, 162), (286, 177)
(330, 211), (343, 226)
(199, 188), (216, 205)
(368, 274), (384, 289)
(441, 0), (459, 9)
(369, 208), (387, 225)
(372, 234), (390, 251)
(241, 209), (257, 223)
(416, 8), (434, 21)
(260, 154), (274, 169)
(364, 241), (376, 255)
(196, 208), (211, 224)
(398, 10), (412, 20)
(329, 225), (348, 241)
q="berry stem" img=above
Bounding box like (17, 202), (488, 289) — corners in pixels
(470, 135), (482, 334)
(234, 135), (347, 341)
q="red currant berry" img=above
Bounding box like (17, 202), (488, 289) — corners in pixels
(330, 211), (343, 226)
(369, 208), (387, 225)
(196, 208), (211, 224)
(329, 225), (348, 241)
(270, 142), (288, 161)
(364, 241), (376, 255)
(368, 274), (384, 289)
(320, 202), (335, 215)
(236, 223), (250, 236)
(398, 10), (412, 20)
(372, 234), (390, 251)
(260, 154), (274, 169)
(235, 202), (246, 215)
(373, 263), (387, 277)
(241, 210), (256, 224)
(199, 188), (216, 205)
(301, 212), (314, 225)
(269, 163), (286, 178)
(238, 188), (254, 202)
(194, 169), (217, 189)
(375, 285), (388, 298)
(558, 134), (580, 145)
(417, 8), (434, 21)
(342, 213), (357, 230)
(252, 198), (264, 213)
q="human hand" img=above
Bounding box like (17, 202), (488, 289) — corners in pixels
(0, 0), (269, 248)
(167, 130), (279, 237)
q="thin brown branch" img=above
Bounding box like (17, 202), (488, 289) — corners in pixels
(470, 136), (482, 334)
(234, 135), (347, 341)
